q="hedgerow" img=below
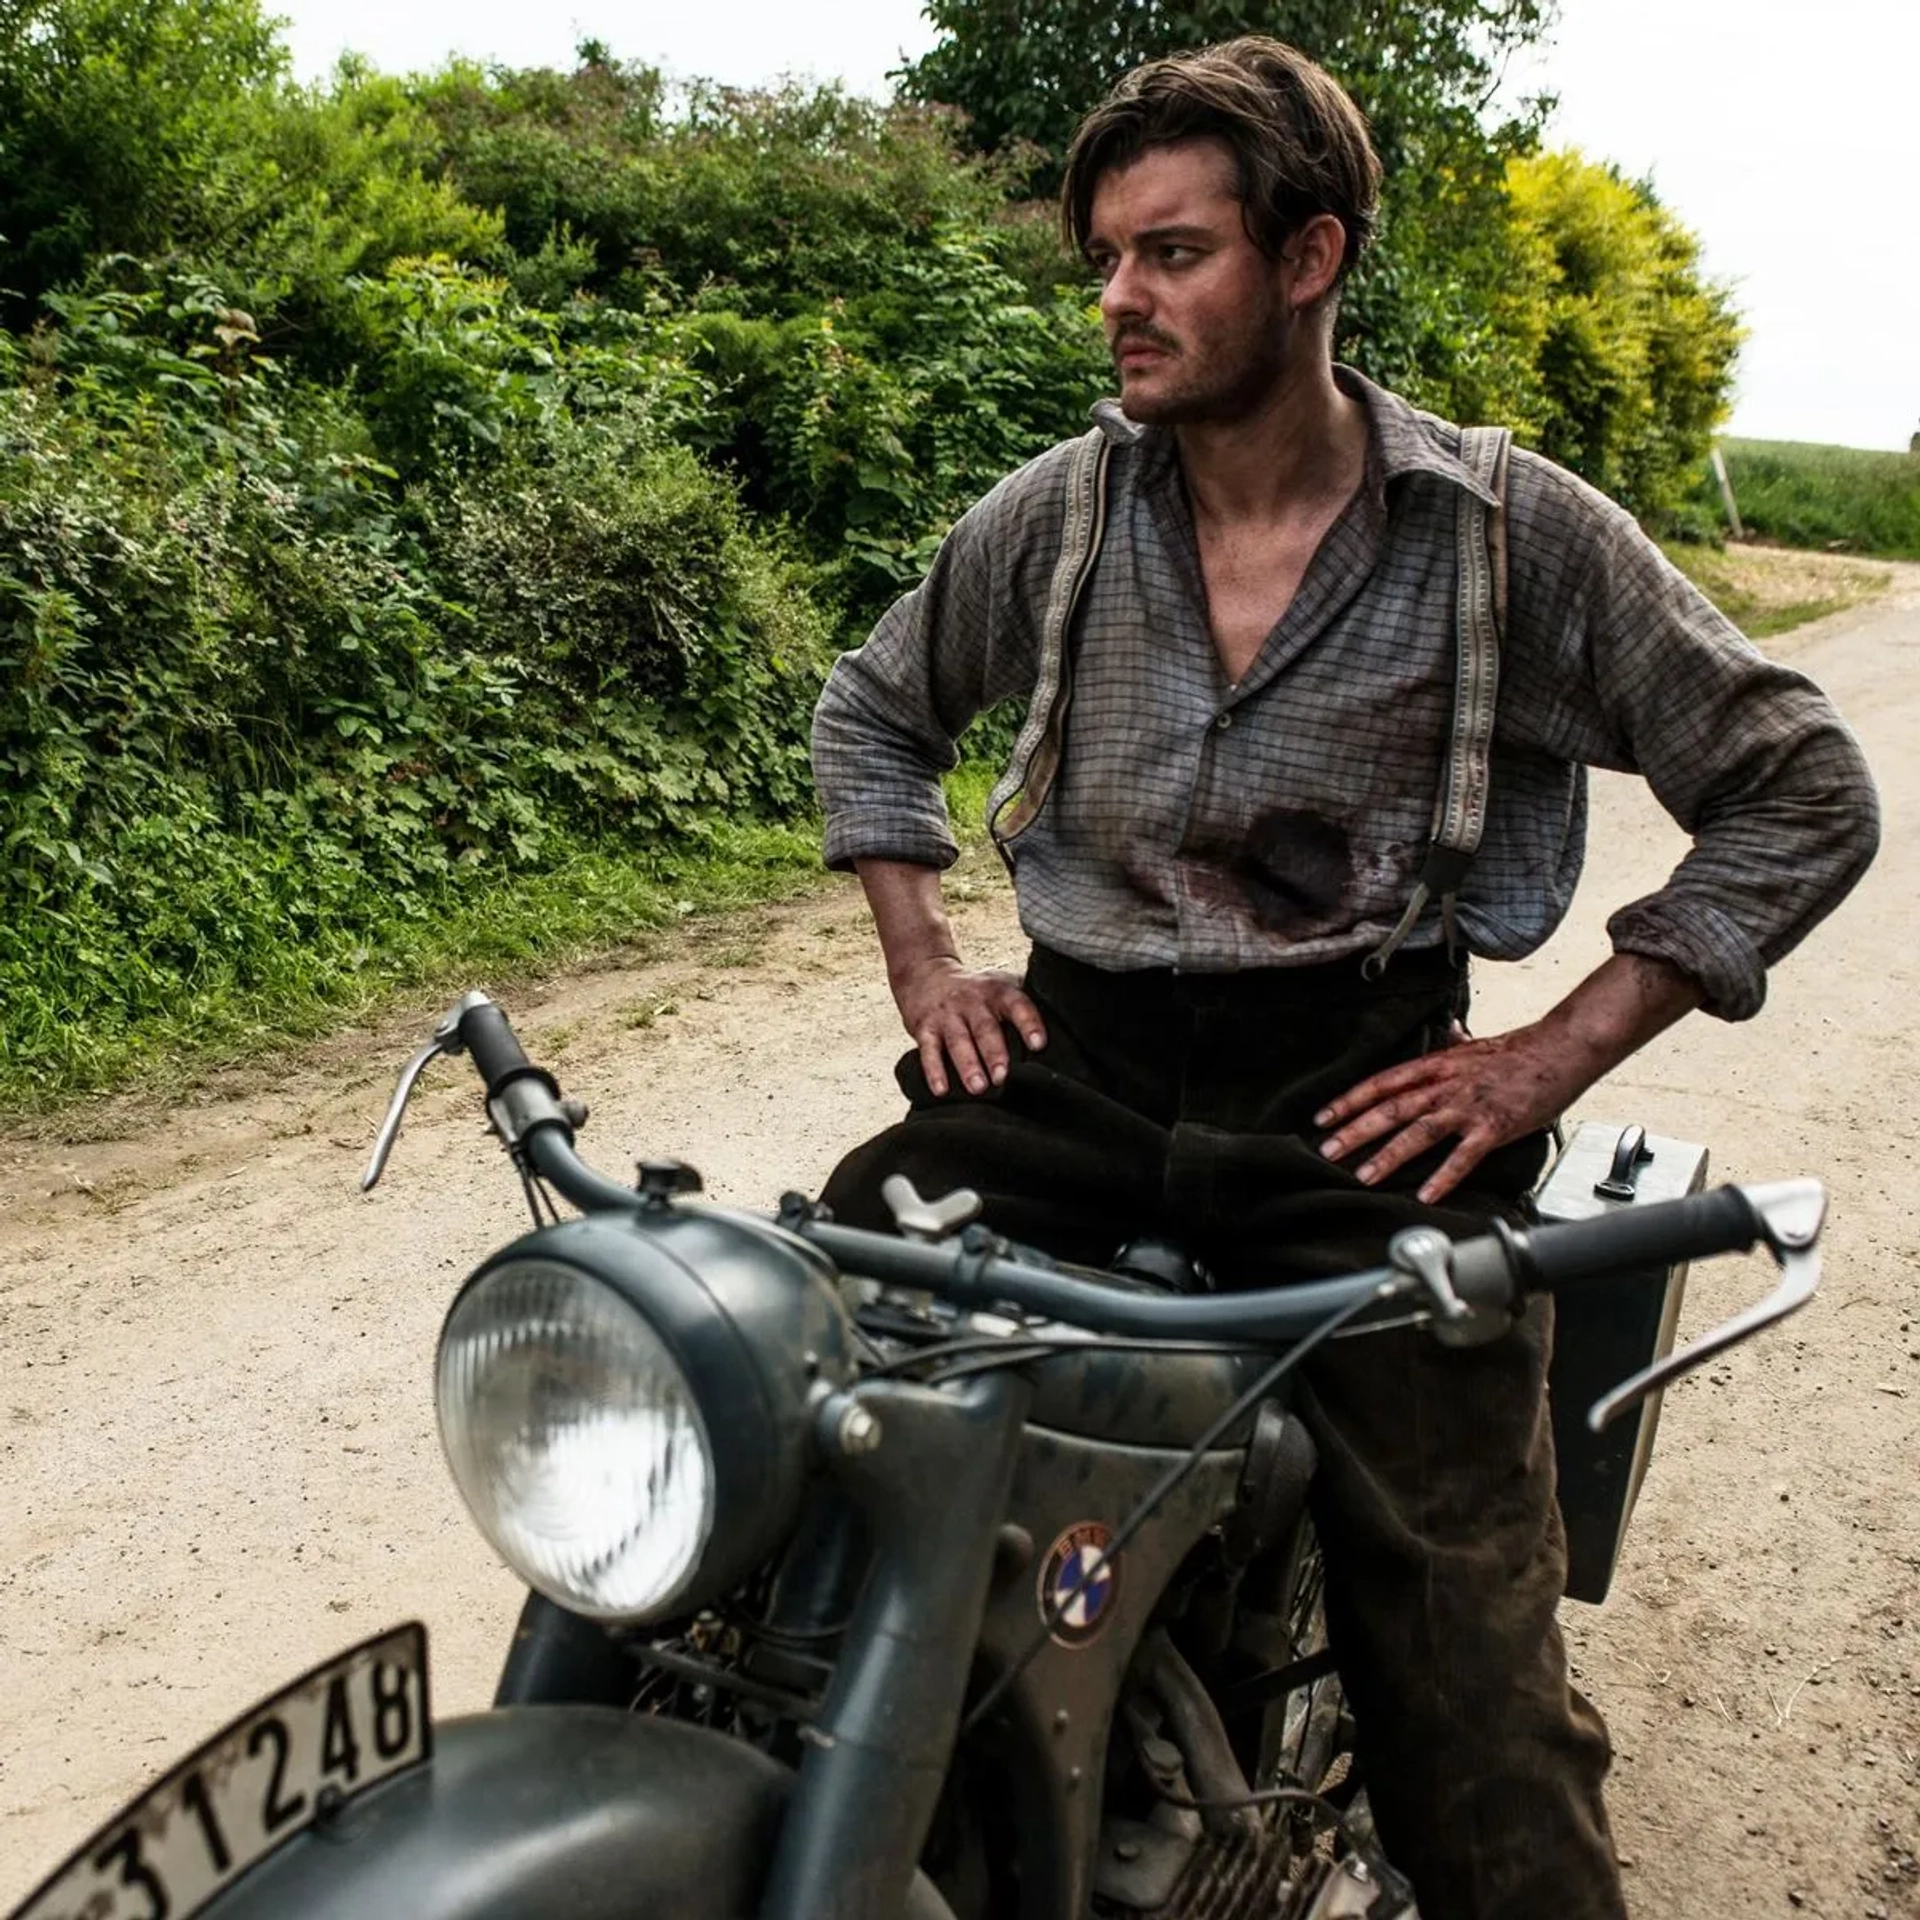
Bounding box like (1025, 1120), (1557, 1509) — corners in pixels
(0, 0), (1748, 1101)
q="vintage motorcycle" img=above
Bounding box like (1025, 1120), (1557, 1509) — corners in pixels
(9, 989), (1828, 1920)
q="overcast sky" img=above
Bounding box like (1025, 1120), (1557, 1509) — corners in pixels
(279, 0), (1919, 450)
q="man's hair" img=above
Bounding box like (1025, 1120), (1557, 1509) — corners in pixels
(1061, 37), (1382, 283)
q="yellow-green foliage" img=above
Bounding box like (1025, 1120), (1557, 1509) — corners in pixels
(1500, 151), (1743, 523)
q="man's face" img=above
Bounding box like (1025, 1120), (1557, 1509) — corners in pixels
(1084, 138), (1298, 426)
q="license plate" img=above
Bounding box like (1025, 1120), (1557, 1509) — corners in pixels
(10, 1622), (431, 1920)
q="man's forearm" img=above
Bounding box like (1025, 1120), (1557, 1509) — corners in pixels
(853, 857), (1048, 1096)
(1529, 950), (1703, 1084)
(854, 858), (963, 992)
(1317, 949), (1702, 1203)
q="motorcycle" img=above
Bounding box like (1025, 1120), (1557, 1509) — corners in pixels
(8, 988), (1827, 1920)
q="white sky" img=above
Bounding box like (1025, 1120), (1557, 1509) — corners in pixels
(279, 0), (1920, 450)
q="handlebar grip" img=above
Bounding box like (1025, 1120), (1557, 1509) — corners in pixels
(458, 998), (536, 1094)
(1518, 1184), (1764, 1288)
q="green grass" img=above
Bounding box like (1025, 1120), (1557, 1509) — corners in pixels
(1662, 540), (1894, 639)
(0, 766), (1013, 1116)
(0, 821), (833, 1113)
(1713, 438), (1920, 561)
(943, 761), (1000, 847)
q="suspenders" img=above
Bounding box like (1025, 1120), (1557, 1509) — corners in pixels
(987, 426), (1112, 848)
(1363, 422), (1511, 974)
(989, 420), (1514, 970)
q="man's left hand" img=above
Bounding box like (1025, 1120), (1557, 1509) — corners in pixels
(1314, 1020), (1592, 1204)
(1314, 951), (1703, 1205)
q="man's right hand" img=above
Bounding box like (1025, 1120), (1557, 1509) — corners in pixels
(891, 956), (1048, 1098)
(853, 857), (1048, 1097)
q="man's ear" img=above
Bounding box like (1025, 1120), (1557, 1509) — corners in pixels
(1282, 213), (1349, 314)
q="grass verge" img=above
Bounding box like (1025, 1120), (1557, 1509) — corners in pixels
(0, 822), (830, 1114)
(1663, 540), (1896, 640)
(1, 770), (1011, 1118)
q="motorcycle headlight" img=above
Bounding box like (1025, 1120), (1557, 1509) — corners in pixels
(439, 1259), (715, 1619)
(437, 1209), (851, 1625)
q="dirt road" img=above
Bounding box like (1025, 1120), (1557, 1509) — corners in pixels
(3, 574), (1918, 1914)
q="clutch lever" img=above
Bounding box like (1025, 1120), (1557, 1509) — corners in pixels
(360, 990), (490, 1192)
(1586, 1178), (1825, 1432)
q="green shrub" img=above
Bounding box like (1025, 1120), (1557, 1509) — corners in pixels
(0, 265), (835, 1099)
(1499, 152), (1741, 524)
(0, 0), (285, 319)
(413, 62), (1013, 315)
(683, 233), (1105, 620)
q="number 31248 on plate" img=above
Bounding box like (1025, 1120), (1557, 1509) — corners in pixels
(10, 1622), (431, 1920)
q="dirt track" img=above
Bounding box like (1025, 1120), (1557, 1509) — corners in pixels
(3, 572), (1918, 1914)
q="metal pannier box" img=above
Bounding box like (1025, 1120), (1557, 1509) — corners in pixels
(1537, 1120), (1708, 1604)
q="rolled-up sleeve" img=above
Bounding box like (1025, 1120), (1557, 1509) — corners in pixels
(812, 448), (1065, 872)
(1510, 463), (1880, 1020)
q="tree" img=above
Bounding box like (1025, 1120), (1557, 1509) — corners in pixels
(896, 0), (1556, 425)
(898, 0), (1551, 185)
(1501, 149), (1740, 522)
(0, 0), (285, 317)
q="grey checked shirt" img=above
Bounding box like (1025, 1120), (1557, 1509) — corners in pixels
(812, 370), (1878, 1020)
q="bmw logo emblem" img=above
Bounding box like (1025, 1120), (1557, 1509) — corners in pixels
(1038, 1521), (1120, 1648)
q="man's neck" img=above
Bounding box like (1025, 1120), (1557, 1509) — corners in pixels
(1174, 355), (1368, 527)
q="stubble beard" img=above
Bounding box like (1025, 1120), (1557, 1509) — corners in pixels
(1113, 307), (1296, 429)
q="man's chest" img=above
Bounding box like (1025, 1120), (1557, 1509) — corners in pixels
(1054, 520), (1464, 870)
(1192, 516), (1335, 684)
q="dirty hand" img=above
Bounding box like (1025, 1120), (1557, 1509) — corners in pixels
(1314, 1021), (1591, 1204)
(893, 955), (1047, 1098)
(1314, 952), (1701, 1205)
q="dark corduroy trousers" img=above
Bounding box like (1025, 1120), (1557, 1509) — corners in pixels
(821, 943), (1626, 1920)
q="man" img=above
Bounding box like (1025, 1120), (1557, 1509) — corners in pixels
(811, 36), (1877, 1916)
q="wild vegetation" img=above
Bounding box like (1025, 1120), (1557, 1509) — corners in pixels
(1, 0), (1747, 1104)
(1707, 440), (1920, 562)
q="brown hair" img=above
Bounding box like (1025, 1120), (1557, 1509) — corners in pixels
(1062, 37), (1382, 282)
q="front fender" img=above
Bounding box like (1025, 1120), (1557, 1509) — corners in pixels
(203, 1706), (953, 1920)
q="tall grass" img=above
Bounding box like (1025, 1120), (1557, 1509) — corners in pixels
(1715, 439), (1920, 561)
(0, 767), (1012, 1114)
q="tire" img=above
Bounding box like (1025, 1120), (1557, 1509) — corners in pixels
(1259, 1522), (1349, 1802)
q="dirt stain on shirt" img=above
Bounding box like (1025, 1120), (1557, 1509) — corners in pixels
(1185, 808), (1355, 938)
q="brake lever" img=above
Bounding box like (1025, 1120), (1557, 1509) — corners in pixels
(1586, 1178), (1825, 1431)
(360, 990), (491, 1193)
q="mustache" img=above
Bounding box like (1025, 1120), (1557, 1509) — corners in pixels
(1110, 325), (1177, 356)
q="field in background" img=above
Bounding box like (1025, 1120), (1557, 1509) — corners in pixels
(1713, 438), (1920, 561)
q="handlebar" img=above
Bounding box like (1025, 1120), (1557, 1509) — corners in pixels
(460, 994), (543, 1091)
(369, 991), (1827, 1430)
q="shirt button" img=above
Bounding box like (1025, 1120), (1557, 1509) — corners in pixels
(1214, 711), (1234, 731)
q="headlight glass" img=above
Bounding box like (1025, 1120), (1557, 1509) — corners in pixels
(437, 1258), (714, 1621)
